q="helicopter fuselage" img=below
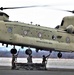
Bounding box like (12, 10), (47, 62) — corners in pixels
(0, 20), (74, 52)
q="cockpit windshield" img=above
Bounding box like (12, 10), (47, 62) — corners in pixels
(61, 19), (64, 26)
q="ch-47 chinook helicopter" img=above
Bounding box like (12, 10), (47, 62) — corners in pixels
(0, 6), (74, 58)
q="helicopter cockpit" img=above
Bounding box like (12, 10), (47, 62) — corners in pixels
(55, 16), (74, 34)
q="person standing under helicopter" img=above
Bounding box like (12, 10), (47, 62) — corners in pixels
(11, 54), (16, 69)
(11, 49), (20, 69)
(42, 52), (51, 69)
(27, 55), (32, 64)
(42, 54), (50, 64)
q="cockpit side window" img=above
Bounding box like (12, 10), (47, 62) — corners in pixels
(61, 20), (64, 26)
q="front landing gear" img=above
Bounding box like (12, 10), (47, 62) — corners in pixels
(10, 48), (17, 69)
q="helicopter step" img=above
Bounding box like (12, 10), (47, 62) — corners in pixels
(15, 63), (46, 70)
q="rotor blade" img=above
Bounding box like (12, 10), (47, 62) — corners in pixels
(62, 10), (74, 13)
(51, 7), (74, 14)
(56, 9), (74, 13)
(0, 5), (51, 10)
(1, 5), (74, 14)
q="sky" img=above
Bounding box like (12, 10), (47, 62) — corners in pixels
(0, 0), (74, 28)
(0, 0), (74, 51)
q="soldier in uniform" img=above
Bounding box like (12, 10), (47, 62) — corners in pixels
(42, 54), (50, 69)
(27, 55), (33, 70)
(27, 55), (32, 63)
(11, 50), (20, 69)
(11, 54), (16, 69)
(42, 54), (50, 64)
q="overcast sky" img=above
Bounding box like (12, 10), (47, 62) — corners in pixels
(0, 0), (74, 50)
(0, 0), (74, 28)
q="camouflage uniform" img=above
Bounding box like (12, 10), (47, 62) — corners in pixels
(11, 54), (17, 69)
(27, 55), (32, 63)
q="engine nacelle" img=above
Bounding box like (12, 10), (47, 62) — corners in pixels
(10, 48), (17, 54)
(66, 25), (74, 33)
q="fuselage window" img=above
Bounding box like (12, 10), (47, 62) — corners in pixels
(61, 20), (64, 26)
(24, 30), (28, 35)
(38, 32), (42, 38)
(66, 37), (70, 43)
(52, 35), (56, 40)
(7, 27), (12, 33)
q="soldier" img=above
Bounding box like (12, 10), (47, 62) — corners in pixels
(42, 54), (50, 70)
(27, 55), (32, 63)
(11, 50), (20, 69)
(42, 54), (50, 64)
(11, 54), (16, 69)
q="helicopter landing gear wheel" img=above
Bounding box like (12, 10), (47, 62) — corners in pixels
(10, 48), (17, 54)
(57, 52), (62, 58)
(10, 48), (17, 70)
(25, 48), (32, 55)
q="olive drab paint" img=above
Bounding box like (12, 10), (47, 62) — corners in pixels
(0, 12), (74, 52)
